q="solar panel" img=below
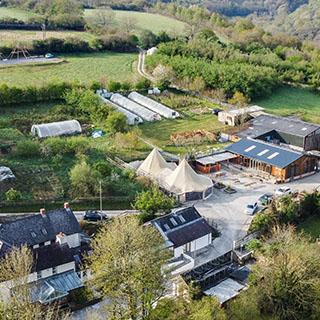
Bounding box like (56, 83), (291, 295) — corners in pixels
(267, 152), (279, 159)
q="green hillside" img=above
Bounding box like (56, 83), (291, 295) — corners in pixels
(0, 7), (39, 20)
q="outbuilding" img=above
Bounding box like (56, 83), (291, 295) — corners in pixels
(31, 120), (82, 138)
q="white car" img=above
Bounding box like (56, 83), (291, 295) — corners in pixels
(275, 187), (292, 197)
(244, 201), (258, 215)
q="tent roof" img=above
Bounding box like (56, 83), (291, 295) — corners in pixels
(137, 148), (176, 179)
(163, 159), (213, 194)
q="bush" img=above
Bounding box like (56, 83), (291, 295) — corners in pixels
(69, 287), (95, 305)
(246, 239), (262, 252)
(6, 189), (22, 201)
(137, 212), (155, 224)
(135, 78), (152, 91)
(94, 162), (112, 178)
(16, 140), (41, 157)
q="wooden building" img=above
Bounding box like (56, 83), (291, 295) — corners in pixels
(226, 138), (319, 182)
(195, 152), (237, 173)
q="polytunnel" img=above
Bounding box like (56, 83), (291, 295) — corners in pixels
(31, 120), (82, 138)
(128, 91), (179, 119)
(99, 96), (143, 125)
(110, 93), (161, 122)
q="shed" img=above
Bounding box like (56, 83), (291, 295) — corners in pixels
(111, 94), (161, 122)
(128, 91), (179, 119)
(31, 120), (82, 138)
(218, 106), (265, 126)
(196, 152), (237, 173)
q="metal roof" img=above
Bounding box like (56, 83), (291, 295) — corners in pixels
(226, 138), (303, 168)
(237, 114), (320, 138)
(196, 152), (237, 165)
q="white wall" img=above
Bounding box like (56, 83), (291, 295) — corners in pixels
(174, 233), (211, 257)
(65, 233), (81, 248)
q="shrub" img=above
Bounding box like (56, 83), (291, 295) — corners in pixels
(246, 239), (262, 252)
(6, 188), (22, 201)
(94, 162), (112, 178)
(16, 140), (41, 157)
(135, 78), (152, 91)
(137, 212), (155, 224)
(69, 287), (95, 305)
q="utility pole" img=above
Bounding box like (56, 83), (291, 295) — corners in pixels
(99, 181), (102, 222)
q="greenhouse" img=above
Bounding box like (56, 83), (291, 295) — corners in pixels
(111, 94), (161, 122)
(128, 91), (179, 119)
(31, 120), (82, 138)
(100, 96), (143, 125)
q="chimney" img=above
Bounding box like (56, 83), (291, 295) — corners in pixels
(40, 208), (46, 215)
(64, 203), (69, 209)
(56, 232), (67, 246)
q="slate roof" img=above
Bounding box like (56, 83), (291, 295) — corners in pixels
(236, 114), (320, 139)
(226, 138), (303, 168)
(32, 243), (89, 272)
(0, 208), (82, 247)
(152, 207), (214, 248)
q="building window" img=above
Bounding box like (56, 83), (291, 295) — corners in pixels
(184, 242), (191, 253)
(37, 271), (42, 280)
(52, 267), (57, 275)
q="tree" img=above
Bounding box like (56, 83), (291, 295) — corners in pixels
(69, 160), (99, 197)
(228, 91), (249, 107)
(106, 111), (128, 134)
(5, 188), (22, 201)
(250, 225), (320, 320)
(96, 7), (115, 28)
(0, 246), (67, 320)
(122, 16), (137, 33)
(140, 30), (158, 49)
(133, 187), (174, 222)
(88, 216), (170, 320)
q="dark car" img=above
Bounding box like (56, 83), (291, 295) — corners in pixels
(83, 210), (108, 222)
(212, 108), (222, 115)
(258, 193), (273, 206)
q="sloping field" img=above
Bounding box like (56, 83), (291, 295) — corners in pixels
(0, 52), (137, 86)
(253, 86), (320, 124)
(84, 9), (187, 35)
(0, 7), (39, 20)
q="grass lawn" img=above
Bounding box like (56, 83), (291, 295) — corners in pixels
(0, 30), (95, 46)
(0, 52), (137, 86)
(253, 86), (320, 124)
(297, 215), (320, 240)
(0, 7), (39, 20)
(84, 9), (187, 36)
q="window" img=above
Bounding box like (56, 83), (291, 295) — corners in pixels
(31, 232), (36, 238)
(163, 224), (170, 231)
(37, 271), (42, 280)
(42, 228), (47, 235)
(244, 145), (256, 152)
(267, 152), (279, 159)
(257, 149), (269, 156)
(178, 215), (186, 223)
(170, 218), (178, 226)
(184, 242), (191, 253)
(52, 267), (57, 275)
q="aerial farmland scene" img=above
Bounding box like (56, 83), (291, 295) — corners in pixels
(0, 0), (320, 319)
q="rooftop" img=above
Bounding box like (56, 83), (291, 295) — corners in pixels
(226, 138), (303, 168)
(196, 152), (237, 165)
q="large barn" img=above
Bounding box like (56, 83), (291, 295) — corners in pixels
(226, 138), (319, 182)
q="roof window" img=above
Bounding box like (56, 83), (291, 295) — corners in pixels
(42, 228), (47, 235)
(245, 145), (256, 152)
(31, 232), (36, 238)
(178, 215), (186, 223)
(301, 127), (307, 131)
(163, 224), (170, 231)
(267, 152), (279, 159)
(257, 149), (269, 156)
(170, 218), (178, 226)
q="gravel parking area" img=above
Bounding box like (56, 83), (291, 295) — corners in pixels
(0, 57), (59, 66)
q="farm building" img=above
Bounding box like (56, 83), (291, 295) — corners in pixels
(218, 106), (265, 126)
(233, 114), (320, 151)
(111, 94), (161, 122)
(137, 149), (213, 202)
(31, 120), (82, 138)
(160, 159), (214, 202)
(137, 148), (176, 180)
(226, 138), (319, 182)
(99, 96), (143, 125)
(128, 91), (179, 119)
(195, 152), (237, 173)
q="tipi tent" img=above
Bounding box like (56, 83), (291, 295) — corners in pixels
(161, 159), (213, 202)
(137, 148), (176, 180)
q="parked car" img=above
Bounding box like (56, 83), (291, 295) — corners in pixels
(83, 210), (108, 222)
(244, 201), (258, 215)
(275, 187), (292, 197)
(258, 193), (273, 206)
(45, 53), (54, 59)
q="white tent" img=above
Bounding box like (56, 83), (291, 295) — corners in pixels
(31, 120), (82, 138)
(137, 148), (176, 180)
(99, 96), (143, 125)
(128, 91), (179, 119)
(161, 159), (213, 201)
(111, 94), (161, 122)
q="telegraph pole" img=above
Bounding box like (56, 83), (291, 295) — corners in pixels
(99, 181), (102, 221)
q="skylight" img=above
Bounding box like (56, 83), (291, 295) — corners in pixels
(257, 149), (269, 156)
(31, 232), (36, 238)
(170, 218), (178, 226)
(245, 145), (256, 152)
(42, 228), (47, 235)
(272, 121), (277, 124)
(301, 127), (307, 131)
(178, 215), (186, 223)
(163, 224), (170, 231)
(267, 152), (279, 159)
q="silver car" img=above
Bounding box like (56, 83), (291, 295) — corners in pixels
(244, 201), (258, 215)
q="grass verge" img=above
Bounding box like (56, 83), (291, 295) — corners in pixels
(297, 215), (320, 240)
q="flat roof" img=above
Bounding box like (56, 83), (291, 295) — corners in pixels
(226, 138), (303, 168)
(196, 152), (237, 165)
(237, 114), (320, 138)
(203, 278), (245, 304)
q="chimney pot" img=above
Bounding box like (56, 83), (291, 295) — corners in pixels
(64, 203), (69, 209)
(40, 208), (46, 215)
(59, 232), (64, 237)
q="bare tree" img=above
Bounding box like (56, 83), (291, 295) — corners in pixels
(96, 7), (115, 28)
(122, 16), (138, 33)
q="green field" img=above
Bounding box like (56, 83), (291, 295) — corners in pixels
(0, 52), (137, 86)
(253, 86), (320, 124)
(0, 30), (95, 46)
(84, 9), (187, 36)
(297, 216), (320, 240)
(0, 6), (39, 20)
